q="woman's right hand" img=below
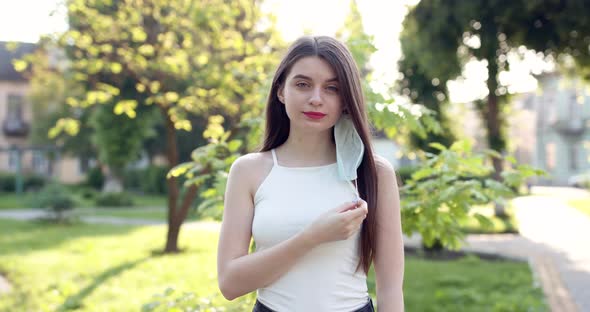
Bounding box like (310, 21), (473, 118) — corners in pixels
(302, 199), (368, 246)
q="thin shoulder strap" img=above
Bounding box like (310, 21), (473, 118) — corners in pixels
(271, 149), (278, 166)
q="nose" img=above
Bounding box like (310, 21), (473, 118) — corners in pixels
(309, 87), (322, 106)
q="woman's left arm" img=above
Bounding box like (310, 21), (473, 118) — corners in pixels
(373, 156), (405, 312)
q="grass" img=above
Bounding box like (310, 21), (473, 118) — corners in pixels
(568, 198), (590, 217)
(73, 207), (200, 222)
(0, 219), (547, 312)
(459, 204), (519, 234)
(0, 193), (36, 209)
(0, 191), (167, 210)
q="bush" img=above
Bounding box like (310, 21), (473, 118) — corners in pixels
(395, 165), (419, 185)
(0, 172), (16, 192)
(30, 183), (77, 222)
(124, 165), (168, 195)
(80, 188), (98, 200)
(141, 165), (168, 194)
(95, 192), (134, 207)
(0, 172), (47, 192)
(123, 169), (142, 191)
(24, 174), (46, 191)
(86, 166), (104, 190)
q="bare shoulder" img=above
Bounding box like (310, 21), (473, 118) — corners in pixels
(229, 151), (274, 196)
(373, 154), (396, 178)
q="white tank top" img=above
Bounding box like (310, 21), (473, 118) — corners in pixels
(252, 149), (369, 312)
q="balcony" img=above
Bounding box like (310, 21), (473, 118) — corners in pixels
(2, 117), (30, 137)
(552, 118), (586, 137)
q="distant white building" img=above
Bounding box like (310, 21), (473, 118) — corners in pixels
(510, 72), (590, 185)
(453, 72), (590, 186)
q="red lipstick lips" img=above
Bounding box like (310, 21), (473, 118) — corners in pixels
(303, 112), (326, 119)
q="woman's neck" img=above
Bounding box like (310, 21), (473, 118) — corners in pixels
(276, 128), (336, 166)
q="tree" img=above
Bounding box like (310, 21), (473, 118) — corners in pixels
(20, 0), (282, 253)
(398, 29), (456, 153)
(398, 0), (590, 215)
(331, 1), (544, 250)
(337, 0), (441, 148)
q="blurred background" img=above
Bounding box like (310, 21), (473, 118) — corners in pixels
(0, 0), (588, 311)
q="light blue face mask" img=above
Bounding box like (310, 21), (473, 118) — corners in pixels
(334, 114), (365, 201)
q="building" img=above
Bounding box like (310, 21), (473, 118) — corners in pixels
(0, 41), (85, 185)
(510, 72), (590, 185)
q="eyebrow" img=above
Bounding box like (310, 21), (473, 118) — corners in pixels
(291, 74), (338, 83)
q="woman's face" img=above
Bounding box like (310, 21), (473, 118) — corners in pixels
(278, 56), (344, 132)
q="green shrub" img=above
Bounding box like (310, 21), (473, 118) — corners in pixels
(24, 174), (46, 191)
(80, 188), (98, 200)
(140, 165), (168, 194)
(0, 172), (16, 192)
(30, 183), (77, 222)
(395, 165), (419, 185)
(123, 168), (142, 191)
(95, 192), (134, 207)
(123, 165), (168, 195)
(86, 166), (104, 190)
(0, 172), (47, 192)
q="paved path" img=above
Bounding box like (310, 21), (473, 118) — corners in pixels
(0, 209), (219, 229)
(405, 187), (590, 312)
(513, 189), (590, 312)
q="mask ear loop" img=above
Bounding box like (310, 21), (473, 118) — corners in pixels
(353, 179), (360, 206)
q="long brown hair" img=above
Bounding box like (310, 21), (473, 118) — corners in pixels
(260, 36), (378, 274)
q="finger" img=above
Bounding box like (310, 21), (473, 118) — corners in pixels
(342, 206), (367, 219)
(353, 201), (368, 215)
(350, 213), (366, 226)
(353, 207), (368, 220)
(336, 201), (358, 213)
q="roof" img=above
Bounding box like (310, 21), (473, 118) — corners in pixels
(0, 41), (37, 82)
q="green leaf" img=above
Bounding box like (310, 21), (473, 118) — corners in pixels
(167, 163), (194, 178)
(473, 213), (494, 230)
(428, 142), (447, 151)
(227, 140), (242, 152)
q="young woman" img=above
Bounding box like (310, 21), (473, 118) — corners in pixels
(217, 36), (404, 312)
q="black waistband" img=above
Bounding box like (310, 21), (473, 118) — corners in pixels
(252, 298), (374, 312)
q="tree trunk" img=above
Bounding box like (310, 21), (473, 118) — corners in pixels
(161, 107), (201, 253)
(485, 56), (508, 218)
(101, 165), (124, 193)
(161, 107), (182, 253)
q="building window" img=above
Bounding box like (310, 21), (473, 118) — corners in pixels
(8, 149), (20, 172)
(6, 94), (24, 120)
(546, 142), (555, 171)
(32, 151), (49, 174)
(78, 157), (97, 175)
(545, 94), (556, 124)
(570, 145), (579, 171)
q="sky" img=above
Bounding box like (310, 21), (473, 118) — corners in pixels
(0, 0), (546, 104)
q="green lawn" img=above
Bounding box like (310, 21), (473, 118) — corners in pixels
(568, 198), (590, 217)
(73, 207), (200, 222)
(459, 204), (519, 234)
(0, 193), (36, 209)
(0, 219), (547, 312)
(0, 191), (167, 210)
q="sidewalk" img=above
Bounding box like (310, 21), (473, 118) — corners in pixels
(405, 187), (590, 312)
(0, 208), (220, 229)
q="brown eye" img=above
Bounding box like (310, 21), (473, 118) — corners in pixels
(296, 82), (309, 88)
